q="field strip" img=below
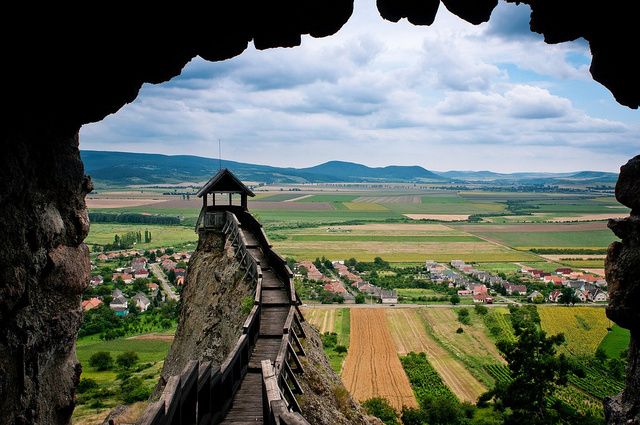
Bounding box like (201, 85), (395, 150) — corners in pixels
(301, 308), (334, 333)
(342, 309), (418, 410)
(284, 194), (314, 202)
(386, 308), (486, 403)
(404, 214), (470, 221)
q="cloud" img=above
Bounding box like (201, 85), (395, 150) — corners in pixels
(79, 0), (639, 173)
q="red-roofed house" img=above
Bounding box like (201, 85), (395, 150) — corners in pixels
(82, 297), (103, 311)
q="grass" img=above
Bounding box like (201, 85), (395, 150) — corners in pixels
(85, 223), (198, 249)
(598, 324), (631, 359)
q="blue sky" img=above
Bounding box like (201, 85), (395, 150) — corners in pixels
(80, 1), (639, 173)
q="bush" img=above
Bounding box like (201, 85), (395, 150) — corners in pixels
(456, 327), (464, 334)
(116, 351), (139, 369)
(77, 378), (98, 394)
(89, 351), (113, 370)
(362, 397), (400, 425)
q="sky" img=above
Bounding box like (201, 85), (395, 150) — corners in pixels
(79, 0), (640, 174)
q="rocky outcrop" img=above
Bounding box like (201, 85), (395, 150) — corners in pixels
(604, 155), (640, 424)
(156, 230), (253, 383)
(297, 320), (383, 425)
(0, 130), (92, 424)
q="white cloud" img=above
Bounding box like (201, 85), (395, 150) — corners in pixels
(79, 0), (639, 173)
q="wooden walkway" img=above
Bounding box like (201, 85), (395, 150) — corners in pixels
(219, 225), (290, 424)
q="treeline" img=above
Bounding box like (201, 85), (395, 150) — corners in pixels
(100, 230), (152, 251)
(530, 248), (608, 255)
(89, 212), (180, 225)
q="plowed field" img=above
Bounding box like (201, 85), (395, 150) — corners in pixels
(386, 308), (487, 403)
(342, 309), (418, 410)
(302, 308), (335, 334)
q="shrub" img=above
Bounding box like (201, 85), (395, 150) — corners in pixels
(362, 397), (400, 425)
(116, 351), (139, 369)
(89, 351), (113, 370)
(77, 378), (98, 394)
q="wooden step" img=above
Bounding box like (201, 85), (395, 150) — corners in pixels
(248, 339), (281, 370)
(220, 372), (264, 424)
(260, 307), (289, 337)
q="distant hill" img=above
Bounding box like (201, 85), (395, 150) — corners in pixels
(80, 150), (618, 188)
(80, 151), (449, 187)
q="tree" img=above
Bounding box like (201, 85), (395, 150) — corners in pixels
(89, 351), (113, 370)
(362, 397), (399, 425)
(116, 351), (139, 369)
(559, 287), (579, 306)
(481, 306), (572, 424)
(450, 294), (460, 305)
(334, 345), (348, 355)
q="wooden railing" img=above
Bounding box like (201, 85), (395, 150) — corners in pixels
(137, 208), (309, 425)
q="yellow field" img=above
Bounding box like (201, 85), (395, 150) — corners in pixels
(386, 308), (487, 403)
(342, 309), (418, 410)
(538, 306), (610, 357)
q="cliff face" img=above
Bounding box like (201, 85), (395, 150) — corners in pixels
(157, 228), (380, 424)
(604, 155), (640, 424)
(158, 230), (253, 380)
(0, 131), (92, 424)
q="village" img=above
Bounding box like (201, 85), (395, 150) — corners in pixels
(294, 257), (609, 306)
(82, 249), (192, 316)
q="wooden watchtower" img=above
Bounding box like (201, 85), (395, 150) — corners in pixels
(195, 168), (255, 230)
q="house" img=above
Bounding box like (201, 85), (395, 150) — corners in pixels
(90, 275), (103, 287)
(134, 268), (149, 279)
(457, 290), (471, 297)
(380, 289), (398, 304)
(113, 273), (133, 284)
(174, 268), (186, 277)
(473, 285), (487, 295)
(574, 289), (587, 303)
(109, 295), (128, 316)
(544, 275), (565, 285)
(82, 297), (103, 311)
(505, 283), (527, 295)
(588, 288), (608, 302)
(555, 268), (573, 275)
(132, 292), (151, 312)
(146, 283), (159, 290)
(473, 293), (493, 303)
(527, 291), (544, 303)
(96, 253), (108, 261)
(131, 257), (147, 271)
(548, 290), (562, 303)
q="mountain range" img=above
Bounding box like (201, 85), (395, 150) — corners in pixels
(80, 150), (618, 187)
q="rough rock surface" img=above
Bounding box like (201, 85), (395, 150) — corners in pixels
(604, 155), (640, 425)
(297, 320), (384, 425)
(0, 130), (92, 424)
(155, 230), (253, 385)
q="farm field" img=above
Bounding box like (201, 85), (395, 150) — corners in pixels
(341, 309), (418, 410)
(386, 308), (487, 403)
(537, 306), (611, 357)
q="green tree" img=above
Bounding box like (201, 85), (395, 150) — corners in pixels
(334, 345), (348, 355)
(89, 351), (113, 371)
(362, 397), (399, 425)
(450, 294), (461, 305)
(481, 306), (572, 425)
(559, 287), (579, 306)
(116, 351), (139, 369)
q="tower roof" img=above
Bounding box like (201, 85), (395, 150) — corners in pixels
(196, 168), (255, 198)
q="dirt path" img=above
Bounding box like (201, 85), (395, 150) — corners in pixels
(342, 309), (418, 410)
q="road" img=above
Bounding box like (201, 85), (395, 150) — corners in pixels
(149, 263), (179, 301)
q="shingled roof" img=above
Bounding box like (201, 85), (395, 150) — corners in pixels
(196, 168), (255, 198)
